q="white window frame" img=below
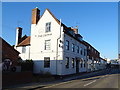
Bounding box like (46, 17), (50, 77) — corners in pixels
(66, 40), (69, 50)
(45, 40), (51, 50)
(22, 46), (26, 53)
(45, 22), (51, 32)
(72, 43), (75, 52)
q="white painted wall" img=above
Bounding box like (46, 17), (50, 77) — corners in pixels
(30, 9), (88, 75)
(30, 9), (64, 75)
(62, 33), (87, 75)
(98, 58), (107, 70)
(87, 58), (93, 72)
(15, 9), (89, 75)
(16, 46), (30, 60)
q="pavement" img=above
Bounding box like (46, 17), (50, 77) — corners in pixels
(3, 68), (120, 89)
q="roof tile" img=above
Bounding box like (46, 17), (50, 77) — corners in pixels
(17, 36), (30, 47)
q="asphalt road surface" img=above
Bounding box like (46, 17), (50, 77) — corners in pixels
(41, 68), (120, 89)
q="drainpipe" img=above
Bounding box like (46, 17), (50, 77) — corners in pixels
(29, 46), (30, 60)
(56, 19), (62, 75)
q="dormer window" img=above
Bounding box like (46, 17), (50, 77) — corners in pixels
(45, 22), (51, 32)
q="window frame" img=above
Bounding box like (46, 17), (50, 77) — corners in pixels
(81, 61), (83, 68)
(44, 57), (50, 68)
(72, 43), (75, 52)
(44, 39), (51, 50)
(65, 57), (69, 68)
(77, 46), (79, 53)
(84, 61), (86, 67)
(72, 58), (75, 68)
(80, 48), (83, 55)
(65, 40), (69, 50)
(22, 46), (26, 53)
(84, 49), (86, 56)
(45, 22), (51, 33)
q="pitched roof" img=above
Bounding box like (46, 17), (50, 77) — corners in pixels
(16, 8), (82, 47)
(41, 8), (68, 29)
(0, 37), (20, 54)
(100, 57), (107, 61)
(20, 35), (28, 42)
(83, 40), (99, 53)
(17, 36), (30, 47)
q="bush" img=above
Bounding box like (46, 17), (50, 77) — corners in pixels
(44, 72), (52, 77)
(17, 59), (34, 72)
(36, 71), (52, 78)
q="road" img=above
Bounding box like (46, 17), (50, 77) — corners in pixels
(40, 68), (120, 89)
(3, 68), (120, 89)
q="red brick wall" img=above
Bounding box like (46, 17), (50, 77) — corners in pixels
(83, 41), (100, 60)
(88, 48), (100, 60)
(1, 38), (19, 66)
(2, 72), (33, 88)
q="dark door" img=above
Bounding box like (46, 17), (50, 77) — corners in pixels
(76, 60), (79, 73)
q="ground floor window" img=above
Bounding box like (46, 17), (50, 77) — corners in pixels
(44, 57), (50, 68)
(84, 62), (86, 67)
(81, 62), (83, 68)
(65, 57), (69, 68)
(72, 58), (75, 68)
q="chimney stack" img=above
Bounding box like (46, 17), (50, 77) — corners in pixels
(71, 26), (78, 34)
(32, 7), (40, 24)
(15, 27), (22, 46)
(75, 26), (78, 34)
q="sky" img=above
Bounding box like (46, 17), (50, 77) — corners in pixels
(2, 2), (118, 59)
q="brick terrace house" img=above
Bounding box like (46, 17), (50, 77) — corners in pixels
(0, 37), (20, 71)
(1, 37), (34, 88)
(83, 41), (100, 71)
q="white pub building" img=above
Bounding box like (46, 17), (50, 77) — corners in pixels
(15, 8), (88, 75)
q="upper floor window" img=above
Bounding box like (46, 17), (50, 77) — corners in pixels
(44, 57), (50, 68)
(77, 46), (79, 53)
(45, 40), (51, 50)
(22, 46), (26, 53)
(80, 48), (83, 55)
(45, 22), (51, 32)
(89, 46), (91, 50)
(72, 43), (75, 52)
(66, 40), (69, 50)
(92, 48), (93, 52)
(65, 57), (69, 68)
(84, 49), (86, 56)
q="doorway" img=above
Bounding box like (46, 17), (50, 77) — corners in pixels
(76, 60), (79, 73)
